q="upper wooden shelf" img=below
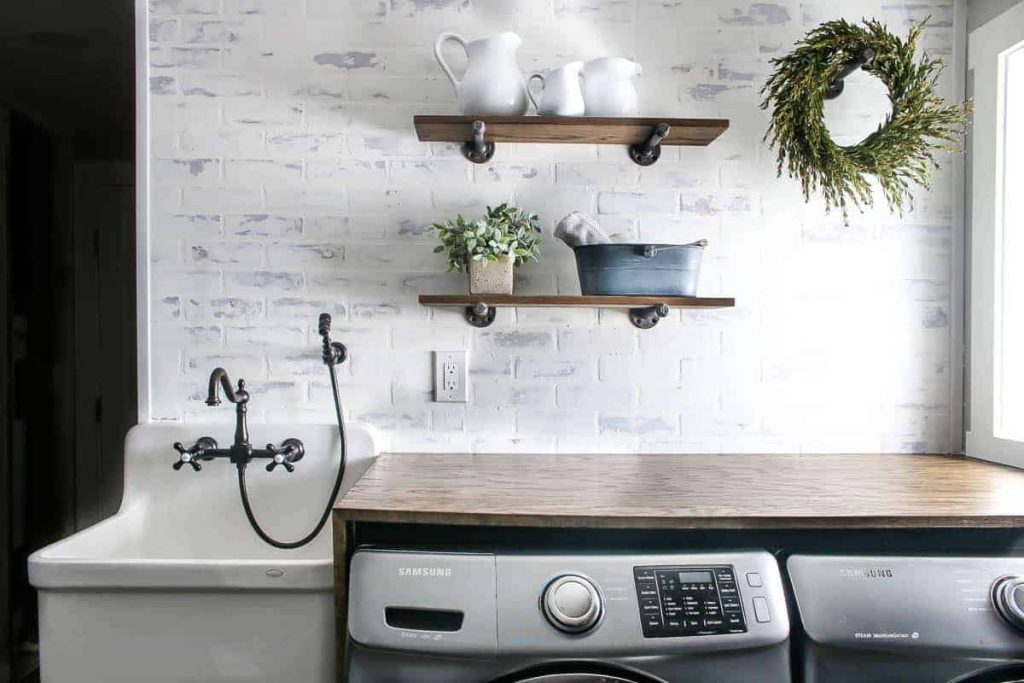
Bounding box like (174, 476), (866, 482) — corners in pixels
(419, 294), (735, 329)
(413, 115), (730, 165)
(414, 115), (729, 146)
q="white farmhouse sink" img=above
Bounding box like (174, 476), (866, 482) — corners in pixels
(28, 422), (378, 683)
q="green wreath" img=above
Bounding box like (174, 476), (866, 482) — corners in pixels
(760, 19), (968, 221)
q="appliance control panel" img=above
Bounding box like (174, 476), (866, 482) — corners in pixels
(349, 549), (789, 657)
(633, 565), (746, 637)
(789, 555), (1024, 654)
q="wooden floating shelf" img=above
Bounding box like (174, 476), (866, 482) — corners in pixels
(419, 294), (735, 308)
(418, 294), (736, 330)
(413, 115), (729, 166)
(414, 115), (729, 146)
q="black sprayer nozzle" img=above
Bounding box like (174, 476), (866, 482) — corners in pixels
(319, 312), (347, 366)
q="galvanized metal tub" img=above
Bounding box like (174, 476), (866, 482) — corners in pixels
(572, 241), (705, 296)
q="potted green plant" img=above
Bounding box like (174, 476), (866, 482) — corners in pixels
(431, 203), (542, 295)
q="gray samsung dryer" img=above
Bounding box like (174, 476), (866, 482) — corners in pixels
(347, 549), (792, 682)
(789, 555), (1024, 682)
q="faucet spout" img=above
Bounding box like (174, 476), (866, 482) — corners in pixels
(205, 367), (250, 452)
(207, 367), (248, 406)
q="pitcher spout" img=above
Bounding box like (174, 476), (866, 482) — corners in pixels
(493, 31), (522, 48)
(469, 30), (522, 54)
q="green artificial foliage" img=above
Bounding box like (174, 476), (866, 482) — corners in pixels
(432, 203), (543, 272)
(760, 18), (969, 221)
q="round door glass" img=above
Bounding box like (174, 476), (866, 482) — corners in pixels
(495, 668), (665, 683)
(513, 676), (651, 683)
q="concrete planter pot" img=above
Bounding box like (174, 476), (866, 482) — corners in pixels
(468, 255), (514, 295)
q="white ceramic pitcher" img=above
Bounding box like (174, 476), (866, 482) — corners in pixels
(434, 31), (530, 116)
(580, 57), (643, 117)
(527, 61), (585, 116)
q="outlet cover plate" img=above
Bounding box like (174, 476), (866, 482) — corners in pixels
(434, 350), (468, 403)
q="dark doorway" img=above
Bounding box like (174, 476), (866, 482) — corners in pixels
(1, 116), (137, 683)
(4, 113), (77, 682)
(0, 1), (137, 679)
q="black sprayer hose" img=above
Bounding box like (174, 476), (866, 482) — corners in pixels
(237, 314), (348, 550)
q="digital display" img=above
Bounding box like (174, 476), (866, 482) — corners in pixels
(677, 570), (714, 583)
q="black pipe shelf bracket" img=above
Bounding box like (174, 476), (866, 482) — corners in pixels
(465, 302), (498, 327)
(462, 120), (496, 163)
(459, 119), (677, 166)
(464, 301), (673, 329)
(420, 295), (735, 330)
(628, 122), (671, 166)
(825, 48), (875, 100)
(628, 304), (671, 329)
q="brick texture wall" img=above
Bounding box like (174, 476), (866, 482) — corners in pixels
(147, 0), (959, 453)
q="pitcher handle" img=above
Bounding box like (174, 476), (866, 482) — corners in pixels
(434, 32), (468, 88)
(526, 72), (545, 114)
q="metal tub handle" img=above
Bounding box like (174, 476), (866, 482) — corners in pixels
(641, 239), (708, 258)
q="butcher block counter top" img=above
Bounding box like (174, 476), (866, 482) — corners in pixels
(333, 452), (1024, 529)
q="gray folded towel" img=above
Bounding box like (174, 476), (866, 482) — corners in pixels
(554, 211), (611, 247)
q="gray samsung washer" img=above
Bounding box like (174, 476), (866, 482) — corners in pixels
(788, 555), (1024, 682)
(347, 549), (791, 682)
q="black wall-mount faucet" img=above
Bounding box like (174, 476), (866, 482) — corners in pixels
(173, 367), (304, 473)
(171, 313), (349, 550)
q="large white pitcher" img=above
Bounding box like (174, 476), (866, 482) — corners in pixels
(580, 57), (643, 117)
(434, 31), (530, 116)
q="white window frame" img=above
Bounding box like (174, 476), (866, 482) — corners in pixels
(967, 2), (1024, 468)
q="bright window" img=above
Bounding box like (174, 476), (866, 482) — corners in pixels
(997, 43), (1024, 442)
(968, 5), (1024, 467)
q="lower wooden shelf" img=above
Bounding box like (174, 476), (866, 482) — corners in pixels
(418, 294), (735, 329)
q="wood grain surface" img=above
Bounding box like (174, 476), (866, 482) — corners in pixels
(413, 115), (729, 146)
(334, 453), (1024, 529)
(418, 294), (736, 309)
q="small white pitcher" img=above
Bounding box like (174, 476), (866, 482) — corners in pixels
(527, 61), (585, 116)
(434, 31), (530, 116)
(580, 57), (643, 117)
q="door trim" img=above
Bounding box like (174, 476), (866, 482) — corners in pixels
(134, 0), (151, 424)
(0, 107), (11, 683)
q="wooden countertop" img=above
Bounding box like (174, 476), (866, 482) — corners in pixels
(333, 452), (1024, 529)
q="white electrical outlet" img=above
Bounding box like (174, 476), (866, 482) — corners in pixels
(434, 350), (468, 402)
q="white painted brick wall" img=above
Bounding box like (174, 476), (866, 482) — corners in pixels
(147, 0), (959, 454)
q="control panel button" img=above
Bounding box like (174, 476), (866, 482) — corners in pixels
(753, 597), (771, 623)
(542, 574), (603, 634)
(640, 598), (661, 614)
(635, 567), (656, 578)
(635, 581), (658, 599)
(746, 572), (763, 587)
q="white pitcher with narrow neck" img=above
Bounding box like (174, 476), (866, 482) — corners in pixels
(580, 57), (643, 116)
(434, 31), (530, 116)
(527, 61), (585, 116)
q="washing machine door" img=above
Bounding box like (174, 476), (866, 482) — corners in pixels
(951, 664), (1024, 683)
(513, 677), (651, 683)
(492, 665), (665, 683)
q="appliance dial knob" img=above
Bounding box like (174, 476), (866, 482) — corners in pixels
(542, 574), (603, 634)
(992, 576), (1024, 633)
